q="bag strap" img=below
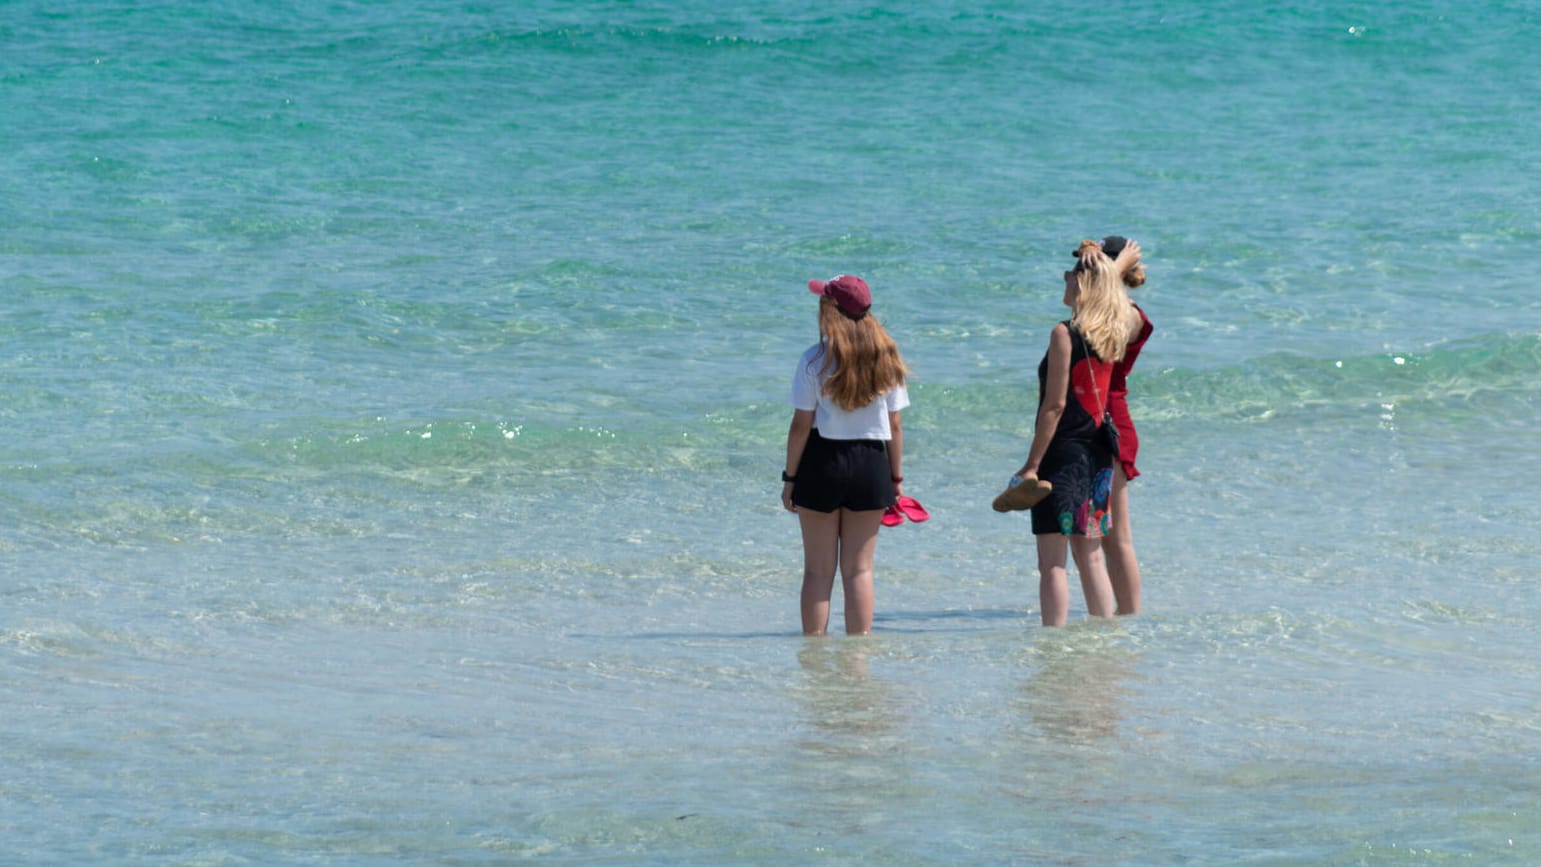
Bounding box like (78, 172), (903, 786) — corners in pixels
(1074, 326), (1108, 419)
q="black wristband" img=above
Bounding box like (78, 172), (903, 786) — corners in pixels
(781, 471), (796, 483)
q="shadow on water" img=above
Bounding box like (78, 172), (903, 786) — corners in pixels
(578, 629), (796, 641)
(875, 607), (1024, 632)
(587, 607), (1026, 641)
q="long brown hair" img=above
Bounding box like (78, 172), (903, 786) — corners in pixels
(813, 297), (909, 411)
(1070, 240), (1141, 362)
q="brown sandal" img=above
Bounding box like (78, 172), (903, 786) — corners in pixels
(992, 474), (1052, 512)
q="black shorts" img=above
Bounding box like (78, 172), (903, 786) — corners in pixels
(790, 429), (895, 513)
(1030, 437), (1115, 537)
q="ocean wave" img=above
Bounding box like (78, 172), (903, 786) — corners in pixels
(1135, 331), (1541, 422)
(916, 331), (1541, 429)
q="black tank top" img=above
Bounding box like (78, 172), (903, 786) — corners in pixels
(1036, 321), (1114, 445)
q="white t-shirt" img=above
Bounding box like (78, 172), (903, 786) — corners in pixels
(790, 343), (909, 440)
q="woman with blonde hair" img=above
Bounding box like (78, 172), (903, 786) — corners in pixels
(782, 275), (910, 636)
(1009, 242), (1141, 626)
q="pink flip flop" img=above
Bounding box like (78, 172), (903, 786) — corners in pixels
(881, 505), (906, 527)
(895, 495), (930, 523)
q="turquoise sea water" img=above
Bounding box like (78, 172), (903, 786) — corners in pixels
(4, 1), (1540, 863)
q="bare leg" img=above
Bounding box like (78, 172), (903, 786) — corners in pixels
(836, 508), (884, 635)
(1071, 535), (1116, 619)
(1036, 534), (1070, 627)
(1104, 466), (1142, 615)
(798, 509), (841, 635)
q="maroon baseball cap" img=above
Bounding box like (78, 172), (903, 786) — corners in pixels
(808, 275), (871, 319)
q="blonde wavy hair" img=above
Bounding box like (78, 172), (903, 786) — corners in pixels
(814, 297), (909, 411)
(1070, 239), (1141, 362)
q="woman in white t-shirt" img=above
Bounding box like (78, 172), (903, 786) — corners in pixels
(782, 275), (910, 636)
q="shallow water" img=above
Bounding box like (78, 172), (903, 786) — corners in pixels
(4, 0), (1540, 863)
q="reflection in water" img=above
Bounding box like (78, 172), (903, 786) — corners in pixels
(785, 640), (912, 834)
(992, 629), (1153, 853)
(793, 640), (899, 748)
(1014, 628), (1139, 746)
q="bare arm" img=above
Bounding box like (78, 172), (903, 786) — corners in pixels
(887, 410), (904, 498)
(783, 409), (815, 511)
(1018, 323), (1071, 478)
